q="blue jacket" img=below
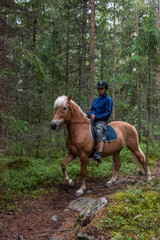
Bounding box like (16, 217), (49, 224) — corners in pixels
(87, 94), (113, 122)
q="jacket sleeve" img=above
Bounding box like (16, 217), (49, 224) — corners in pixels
(86, 99), (96, 118)
(94, 98), (113, 120)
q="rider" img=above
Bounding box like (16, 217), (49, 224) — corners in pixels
(86, 80), (113, 163)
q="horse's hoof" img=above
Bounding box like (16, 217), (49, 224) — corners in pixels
(75, 188), (84, 197)
(68, 179), (74, 187)
(106, 181), (112, 188)
(148, 175), (155, 181)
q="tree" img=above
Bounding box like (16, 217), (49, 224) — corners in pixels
(89, 0), (95, 106)
(158, 0), (160, 141)
(80, 0), (88, 108)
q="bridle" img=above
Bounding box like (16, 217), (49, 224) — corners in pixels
(65, 121), (90, 125)
(64, 104), (90, 125)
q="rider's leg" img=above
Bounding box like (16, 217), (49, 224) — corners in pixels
(93, 120), (107, 163)
(93, 141), (104, 163)
(97, 141), (104, 152)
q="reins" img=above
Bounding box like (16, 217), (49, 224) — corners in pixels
(65, 121), (90, 125)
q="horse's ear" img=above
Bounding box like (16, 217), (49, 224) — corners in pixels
(56, 95), (59, 98)
(67, 94), (72, 102)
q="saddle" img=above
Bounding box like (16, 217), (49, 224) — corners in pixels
(89, 123), (118, 158)
(90, 123), (117, 143)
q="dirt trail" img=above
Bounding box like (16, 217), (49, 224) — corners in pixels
(0, 162), (160, 240)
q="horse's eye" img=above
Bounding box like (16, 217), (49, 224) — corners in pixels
(63, 107), (67, 111)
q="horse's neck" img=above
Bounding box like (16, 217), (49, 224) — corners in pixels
(70, 102), (88, 123)
(66, 103), (91, 145)
(66, 103), (89, 136)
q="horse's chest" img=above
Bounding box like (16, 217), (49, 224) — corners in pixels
(66, 138), (85, 156)
(67, 143), (79, 156)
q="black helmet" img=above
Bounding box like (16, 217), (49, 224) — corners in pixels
(97, 80), (108, 89)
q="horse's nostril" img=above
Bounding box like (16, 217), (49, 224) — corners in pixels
(50, 122), (57, 130)
(50, 120), (62, 130)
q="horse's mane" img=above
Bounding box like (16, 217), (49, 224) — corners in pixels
(54, 96), (86, 117)
(54, 95), (68, 108)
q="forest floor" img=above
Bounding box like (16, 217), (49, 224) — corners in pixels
(0, 161), (160, 240)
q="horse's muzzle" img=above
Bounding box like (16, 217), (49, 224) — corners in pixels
(50, 120), (63, 130)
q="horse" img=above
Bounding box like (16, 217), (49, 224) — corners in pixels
(50, 95), (149, 197)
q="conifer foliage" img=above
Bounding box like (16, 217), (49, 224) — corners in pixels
(0, 0), (159, 157)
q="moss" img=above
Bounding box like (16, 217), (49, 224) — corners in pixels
(100, 179), (160, 240)
(0, 221), (4, 233)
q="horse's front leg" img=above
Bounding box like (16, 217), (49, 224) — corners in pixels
(75, 154), (88, 197)
(61, 152), (76, 187)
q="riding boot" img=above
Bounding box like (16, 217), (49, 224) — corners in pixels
(93, 151), (102, 163)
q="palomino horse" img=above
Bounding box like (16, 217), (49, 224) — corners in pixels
(50, 95), (148, 197)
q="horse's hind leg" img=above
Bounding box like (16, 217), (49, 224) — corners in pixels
(129, 146), (147, 174)
(106, 151), (121, 187)
(61, 152), (76, 187)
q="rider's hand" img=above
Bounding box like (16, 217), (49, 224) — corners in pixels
(90, 114), (95, 121)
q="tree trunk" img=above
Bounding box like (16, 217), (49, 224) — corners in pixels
(136, 9), (141, 141)
(80, 0), (87, 106)
(101, 45), (104, 80)
(117, 48), (120, 120)
(65, 3), (71, 95)
(65, 21), (70, 93)
(0, 9), (9, 150)
(112, 0), (116, 121)
(27, 17), (37, 157)
(158, 0), (160, 141)
(89, 0), (95, 106)
(146, 47), (151, 184)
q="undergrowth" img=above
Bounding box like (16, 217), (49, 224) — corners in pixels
(0, 141), (159, 211)
(98, 177), (160, 240)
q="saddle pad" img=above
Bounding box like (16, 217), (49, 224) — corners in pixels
(90, 124), (118, 142)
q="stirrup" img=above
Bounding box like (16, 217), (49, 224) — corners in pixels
(93, 151), (102, 163)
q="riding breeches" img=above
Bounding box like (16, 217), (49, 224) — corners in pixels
(94, 120), (108, 142)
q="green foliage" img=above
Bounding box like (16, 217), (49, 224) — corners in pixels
(102, 179), (160, 240)
(0, 221), (4, 233)
(0, 139), (159, 209)
(1, 0), (159, 157)
(0, 110), (28, 137)
(0, 155), (64, 207)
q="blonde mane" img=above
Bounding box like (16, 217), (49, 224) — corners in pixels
(54, 96), (68, 108)
(54, 96), (87, 118)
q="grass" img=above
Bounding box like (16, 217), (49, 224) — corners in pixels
(0, 154), (64, 210)
(0, 141), (159, 211)
(97, 177), (160, 240)
(0, 221), (4, 233)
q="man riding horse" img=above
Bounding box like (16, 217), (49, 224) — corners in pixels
(86, 80), (113, 163)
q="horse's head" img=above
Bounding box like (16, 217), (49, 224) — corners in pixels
(50, 94), (72, 130)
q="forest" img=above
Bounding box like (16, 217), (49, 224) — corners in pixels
(0, 0), (160, 157)
(0, 0), (160, 240)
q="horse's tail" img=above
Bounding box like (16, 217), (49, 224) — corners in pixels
(132, 145), (146, 173)
(126, 124), (146, 173)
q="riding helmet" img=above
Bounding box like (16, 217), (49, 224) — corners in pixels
(97, 80), (108, 89)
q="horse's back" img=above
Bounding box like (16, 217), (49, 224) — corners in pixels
(103, 121), (137, 156)
(109, 120), (134, 129)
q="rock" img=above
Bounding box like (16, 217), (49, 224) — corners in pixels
(76, 232), (98, 240)
(67, 197), (107, 226)
(86, 190), (92, 194)
(79, 197), (107, 219)
(37, 208), (43, 212)
(50, 237), (62, 240)
(115, 178), (136, 185)
(67, 197), (95, 211)
(18, 236), (24, 240)
(50, 215), (58, 221)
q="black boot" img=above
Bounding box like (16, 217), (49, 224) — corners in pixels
(93, 151), (102, 163)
